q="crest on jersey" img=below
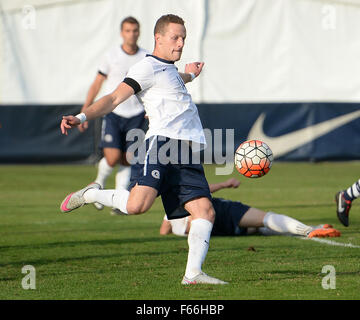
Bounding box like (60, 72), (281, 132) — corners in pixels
(151, 170), (160, 179)
(104, 134), (113, 143)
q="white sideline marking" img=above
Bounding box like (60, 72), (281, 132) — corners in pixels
(301, 237), (360, 248)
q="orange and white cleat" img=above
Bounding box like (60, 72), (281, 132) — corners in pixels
(307, 227), (341, 238)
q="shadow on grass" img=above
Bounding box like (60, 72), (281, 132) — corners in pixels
(0, 235), (189, 268)
(0, 247), (186, 269)
(0, 235), (185, 252)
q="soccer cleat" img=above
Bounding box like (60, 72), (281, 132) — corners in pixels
(335, 191), (352, 227)
(181, 272), (228, 285)
(94, 202), (104, 210)
(307, 227), (341, 238)
(110, 208), (127, 216)
(60, 182), (101, 213)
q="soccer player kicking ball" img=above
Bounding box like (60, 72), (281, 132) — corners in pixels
(335, 178), (360, 226)
(160, 178), (341, 238)
(60, 14), (227, 285)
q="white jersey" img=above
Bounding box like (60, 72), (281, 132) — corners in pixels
(124, 55), (206, 147)
(98, 46), (147, 118)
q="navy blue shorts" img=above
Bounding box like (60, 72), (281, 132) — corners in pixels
(129, 136), (212, 219)
(211, 198), (250, 236)
(100, 111), (146, 151)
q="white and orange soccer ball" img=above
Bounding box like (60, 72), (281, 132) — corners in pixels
(235, 140), (273, 178)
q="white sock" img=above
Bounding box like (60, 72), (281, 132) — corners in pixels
(112, 188), (130, 214)
(185, 218), (213, 279)
(345, 179), (360, 201)
(257, 227), (283, 236)
(95, 157), (114, 188)
(83, 187), (129, 214)
(115, 165), (131, 190)
(263, 212), (312, 236)
(84, 189), (114, 206)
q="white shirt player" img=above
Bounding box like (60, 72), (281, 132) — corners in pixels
(124, 55), (206, 148)
(98, 46), (147, 118)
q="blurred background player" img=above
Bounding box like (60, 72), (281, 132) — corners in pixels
(79, 16), (148, 214)
(336, 178), (360, 226)
(160, 178), (341, 238)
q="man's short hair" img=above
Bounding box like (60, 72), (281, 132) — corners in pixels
(153, 14), (184, 35)
(121, 16), (140, 30)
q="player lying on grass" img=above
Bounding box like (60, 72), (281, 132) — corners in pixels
(160, 178), (341, 238)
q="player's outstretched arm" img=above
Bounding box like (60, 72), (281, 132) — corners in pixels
(179, 62), (204, 83)
(209, 178), (241, 193)
(60, 82), (134, 135)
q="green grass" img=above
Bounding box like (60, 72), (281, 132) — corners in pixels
(0, 162), (360, 300)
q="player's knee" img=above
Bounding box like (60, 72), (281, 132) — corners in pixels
(127, 186), (157, 215)
(195, 203), (215, 223)
(207, 206), (215, 223)
(201, 200), (215, 223)
(126, 202), (148, 215)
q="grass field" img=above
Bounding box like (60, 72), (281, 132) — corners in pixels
(0, 162), (360, 300)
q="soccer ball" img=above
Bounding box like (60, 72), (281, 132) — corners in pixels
(234, 140), (273, 178)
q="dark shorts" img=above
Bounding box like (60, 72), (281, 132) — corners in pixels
(211, 197), (250, 236)
(128, 136), (212, 219)
(100, 111), (146, 151)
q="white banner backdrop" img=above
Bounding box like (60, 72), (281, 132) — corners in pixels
(1, 0), (360, 104)
(201, 0), (360, 102)
(0, 0), (205, 103)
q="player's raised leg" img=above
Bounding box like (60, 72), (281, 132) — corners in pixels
(60, 183), (157, 215)
(335, 178), (360, 227)
(181, 197), (228, 285)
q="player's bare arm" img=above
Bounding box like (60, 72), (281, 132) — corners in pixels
(78, 73), (106, 132)
(209, 178), (241, 193)
(179, 62), (204, 83)
(60, 82), (134, 135)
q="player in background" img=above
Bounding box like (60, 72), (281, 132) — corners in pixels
(60, 14), (227, 285)
(335, 178), (360, 226)
(160, 178), (341, 238)
(78, 16), (148, 214)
